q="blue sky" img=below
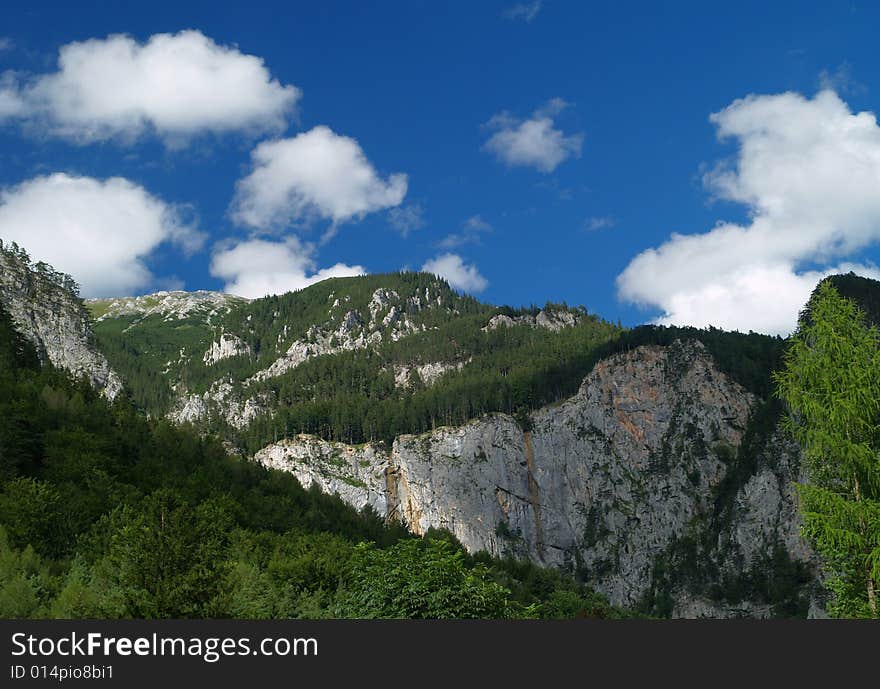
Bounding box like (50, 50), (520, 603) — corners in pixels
(2, 1), (880, 334)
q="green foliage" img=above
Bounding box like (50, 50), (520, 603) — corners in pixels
(816, 272), (880, 329)
(0, 526), (55, 618)
(638, 530), (812, 619)
(334, 539), (523, 619)
(101, 491), (234, 617)
(775, 281), (880, 618)
(471, 550), (631, 619)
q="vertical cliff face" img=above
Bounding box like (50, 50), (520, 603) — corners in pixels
(0, 243), (122, 399)
(255, 339), (818, 615)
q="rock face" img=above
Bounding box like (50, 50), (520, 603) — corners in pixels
(393, 360), (468, 388)
(257, 436), (389, 513)
(203, 333), (252, 365)
(255, 339), (818, 615)
(483, 309), (579, 332)
(0, 242), (122, 399)
(168, 380), (267, 429)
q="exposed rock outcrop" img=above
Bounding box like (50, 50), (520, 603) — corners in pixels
(203, 333), (252, 365)
(255, 339), (817, 615)
(168, 380), (268, 429)
(483, 309), (579, 332)
(0, 242), (122, 399)
(393, 360), (468, 388)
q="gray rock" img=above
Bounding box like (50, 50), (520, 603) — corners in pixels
(483, 309), (580, 332)
(203, 333), (252, 365)
(255, 339), (817, 616)
(0, 244), (122, 399)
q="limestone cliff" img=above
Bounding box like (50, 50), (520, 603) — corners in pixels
(255, 339), (819, 616)
(0, 242), (122, 399)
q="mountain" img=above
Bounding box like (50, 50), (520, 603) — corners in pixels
(80, 265), (831, 617)
(10, 244), (873, 617)
(84, 289), (247, 414)
(0, 255), (631, 620)
(85, 273), (607, 439)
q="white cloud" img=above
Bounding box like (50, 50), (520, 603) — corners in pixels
(230, 126), (408, 234)
(388, 203), (425, 237)
(503, 2), (543, 22)
(0, 30), (298, 144)
(463, 215), (492, 233)
(645, 262), (880, 335)
(210, 237), (364, 299)
(0, 38), (12, 52)
(617, 89), (880, 335)
(483, 98), (582, 173)
(818, 62), (865, 96)
(0, 73), (25, 119)
(437, 214), (493, 249)
(421, 253), (488, 293)
(584, 216), (615, 231)
(0, 173), (202, 297)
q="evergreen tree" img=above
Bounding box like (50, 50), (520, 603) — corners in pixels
(775, 282), (880, 617)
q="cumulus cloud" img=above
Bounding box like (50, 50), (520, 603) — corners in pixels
(210, 236), (365, 298)
(0, 173), (202, 297)
(421, 253), (488, 293)
(617, 89), (880, 335)
(0, 30), (299, 144)
(437, 214), (493, 249)
(483, 98), (583, 173)
(230, 126), (408, 236)
(503, 1), (542, 22)
(388, 203), (425, 237)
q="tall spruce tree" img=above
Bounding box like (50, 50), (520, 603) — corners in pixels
(775, 282), (880, 617)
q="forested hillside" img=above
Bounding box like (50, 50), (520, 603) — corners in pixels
(0, 301), (625, 619)
(88, 272), (787, 456)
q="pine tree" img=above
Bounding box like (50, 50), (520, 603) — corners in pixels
(774, 281), (880, 617)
